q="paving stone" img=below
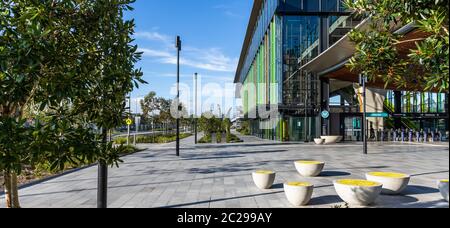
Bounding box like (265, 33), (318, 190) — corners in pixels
(0, 135), (448, 208)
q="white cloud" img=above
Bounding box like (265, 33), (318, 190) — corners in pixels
(135, 31), (171, 43)
(138, 48), (172, 58)
(212, 4), (242, 18)
(224, 10), (243, 18)
(137, 33), (238, 73)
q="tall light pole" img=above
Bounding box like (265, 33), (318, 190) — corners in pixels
(360, 74), (368, 155)
(176, 36), (181, 156)
(194, 72), (198, 144)
(134, 98), (140, 145)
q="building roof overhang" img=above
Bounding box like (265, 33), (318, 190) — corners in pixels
(299, 18), (438, 92)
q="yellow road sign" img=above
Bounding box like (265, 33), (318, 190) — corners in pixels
(126, 118), (133, 125)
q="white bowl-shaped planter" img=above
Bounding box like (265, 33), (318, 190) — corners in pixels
(252, 170), (276, 190)
(284, 182), (314, 206)
(438, 180), (449, 202)
(314, 138), (325, 145)
(320, 136), (341, 144)
(366, 172), (410, 195)
(294, 161), (325, 177)
(334, 179), (383, 206)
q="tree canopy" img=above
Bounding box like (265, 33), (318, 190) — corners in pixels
(344, 0), (449, 92)
(0, 0), (144, 208)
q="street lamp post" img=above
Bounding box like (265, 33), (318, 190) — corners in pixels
(194, 72), (198, 144)
(134, 98), (140, 145)
(360, 74), (368, 155)
(176, 36), (181, 157)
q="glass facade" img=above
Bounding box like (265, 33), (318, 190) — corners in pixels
(386, 91), (448, 114)
(240, 0), (349, 141)
(384, 90), (448, 132)
(239, 1), (449, 141)
(278, 0), (342, 12)
(283, 16), (319, 105)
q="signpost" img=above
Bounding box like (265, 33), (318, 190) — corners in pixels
(126, 118), (133, 125)
(360, 74), (368, 155)
(126, 118), (132, 145)
(321, 110), (330, 119)
(367, 112), (389, 118)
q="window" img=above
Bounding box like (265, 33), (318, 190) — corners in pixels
(283, 0), (301, 11)
(339, 0), (348, 12)
(322, 0), (338, 12)
(303, 0), (320, 11)
(430, 93), (438, 113)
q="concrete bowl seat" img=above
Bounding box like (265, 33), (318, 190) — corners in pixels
(320, 136), (342, 144)
(334, 179), (383, 206)
(284, 182), (314, 206)
(365, 172), (411, 195)
(438, 180), (449, 202)
(314, 138), (325, 145)
(294, 161), (325, 177)
(252, 170), (276, 190)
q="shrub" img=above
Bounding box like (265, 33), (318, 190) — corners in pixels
(198, 134), (212, 144)
(120, 145), (141, 155)
(115, 133), (192, 144)
(114, 137), (129, 145)
(227, 134), (243, 143)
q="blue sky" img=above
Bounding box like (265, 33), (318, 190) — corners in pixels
(124, 0), (253, 114)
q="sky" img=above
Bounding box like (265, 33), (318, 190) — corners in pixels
(124, 0), (253, 116)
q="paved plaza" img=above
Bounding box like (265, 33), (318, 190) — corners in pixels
(1, 134), (449, 208)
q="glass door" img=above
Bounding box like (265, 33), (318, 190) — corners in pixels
(344, 116), (362, 141)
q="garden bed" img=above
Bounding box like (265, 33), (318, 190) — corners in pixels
(114, 133), (192, 144)
(1, 145), (142, 193)
(198, 133), (243, 144)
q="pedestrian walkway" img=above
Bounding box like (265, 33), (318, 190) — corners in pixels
(1, 135), (448, 208)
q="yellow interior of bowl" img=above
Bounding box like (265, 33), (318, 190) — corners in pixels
(295, 161), (324, 165)
(441, 180), (449, 183)
(337, 179), (381, 187)
(368, 172), (408, 178)
(255, 170), (275, 174)
(286, 182), (312, 187)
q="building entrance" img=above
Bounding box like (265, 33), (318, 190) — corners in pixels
(343, 116), (362, 141)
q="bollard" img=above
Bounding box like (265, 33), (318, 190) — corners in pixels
(387, 129), (392, 142)
(393, 130), (397, 142)
(401, 129), (405, 142)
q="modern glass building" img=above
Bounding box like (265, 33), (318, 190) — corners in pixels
(235, 0), (449, 142)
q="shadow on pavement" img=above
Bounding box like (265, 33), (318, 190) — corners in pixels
(160, 191), (284, 208)
(403, 185), (440, 195)
(309, 195), (343, 206)
(320, 171), (352, 177)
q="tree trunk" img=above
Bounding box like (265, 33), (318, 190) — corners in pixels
(10, 172), (20, 208)
(3, 171), (12, 208)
